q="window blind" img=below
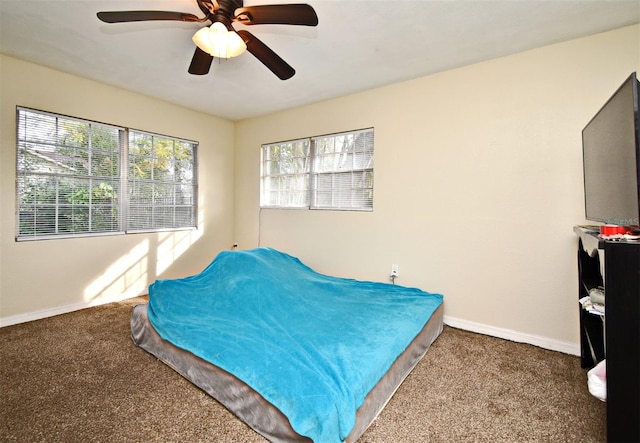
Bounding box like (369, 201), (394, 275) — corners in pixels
(16, 107), (198, 240)
(127, 131), (198, 232)
(16, 108), (123, 239)
(311, 129), (374, 210)
(261, 138), (310, 208)
(260, 128), (374, 211)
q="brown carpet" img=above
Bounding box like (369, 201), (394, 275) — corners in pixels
(0, 297), (606, 442)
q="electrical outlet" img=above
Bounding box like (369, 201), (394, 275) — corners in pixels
(391, 264), (399, 277)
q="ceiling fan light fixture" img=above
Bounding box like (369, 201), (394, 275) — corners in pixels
(192, 22), (246, 58)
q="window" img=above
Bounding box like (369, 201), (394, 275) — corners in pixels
(261, 128), (374, 211)
(16, 107), (197, 240)
(127, 131), (197, 232)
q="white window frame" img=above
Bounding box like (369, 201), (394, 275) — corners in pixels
(260, 128), (374, 211)
(15, 107), (198, 241)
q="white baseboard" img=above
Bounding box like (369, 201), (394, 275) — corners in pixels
(443, 315), (581, 356)
(0, 293), (142, 328)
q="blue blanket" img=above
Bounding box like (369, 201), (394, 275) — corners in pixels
(147, 248), (443, 442)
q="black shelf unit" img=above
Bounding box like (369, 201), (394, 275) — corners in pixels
(577, 236), (605, 368)
(574, 226), (640, 442)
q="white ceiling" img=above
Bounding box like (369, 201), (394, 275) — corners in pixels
(1, 0), (638, 121)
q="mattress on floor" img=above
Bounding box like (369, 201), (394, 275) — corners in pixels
(132, 247), (444, 442)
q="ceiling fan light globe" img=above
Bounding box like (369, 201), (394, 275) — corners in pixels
(224, 31), (247, 58)
(192, 27), (213, 54)
(192, 22), (246, 58)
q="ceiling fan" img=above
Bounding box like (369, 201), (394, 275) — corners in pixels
(97, 0), (318, 80)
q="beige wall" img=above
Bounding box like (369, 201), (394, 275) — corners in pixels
(1, 25), (638, 351)
(235, 25), (640, 351)
(0, 55), (236, 322)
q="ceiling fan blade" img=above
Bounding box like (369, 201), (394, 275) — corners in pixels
(237, 30), (295, 80)
(188, 47), (214, 75)
(234, 4), (318, 26)
(97, 11), (200, 23)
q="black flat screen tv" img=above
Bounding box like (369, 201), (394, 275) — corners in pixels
(582, 72), (640, 227)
